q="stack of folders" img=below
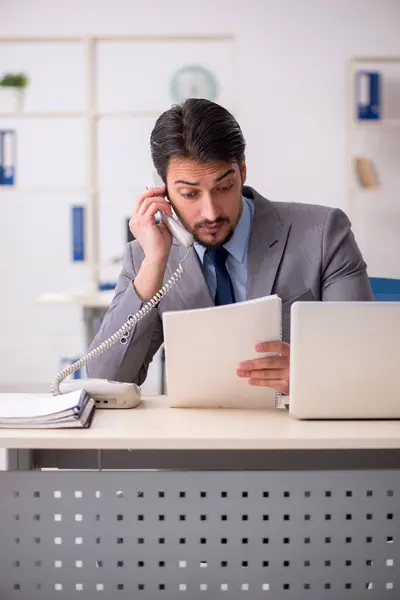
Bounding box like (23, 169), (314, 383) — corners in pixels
(0, 389), (95, 429)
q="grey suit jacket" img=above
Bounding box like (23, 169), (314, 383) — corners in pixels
(87, 186), (373, 384)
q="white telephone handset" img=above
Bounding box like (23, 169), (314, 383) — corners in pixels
(151, 171), (194, 248)
(52, 172), (192, 407)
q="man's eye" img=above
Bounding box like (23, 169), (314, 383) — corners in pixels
(216, 184), (234, 193)
(182, 191), (198, 199)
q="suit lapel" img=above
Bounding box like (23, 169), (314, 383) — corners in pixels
(165, 243), (214, 310)
(163, 187), (290, 308)
(246, 189), (291, 300)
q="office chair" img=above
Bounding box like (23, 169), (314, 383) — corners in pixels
(369, 277), (400, 302)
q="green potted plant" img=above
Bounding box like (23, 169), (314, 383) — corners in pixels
(0, 72), (29, 113)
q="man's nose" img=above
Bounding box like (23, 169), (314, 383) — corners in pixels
(200, 196), (220, 222)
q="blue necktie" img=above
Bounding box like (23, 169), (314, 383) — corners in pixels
(207, 246), (236, 306)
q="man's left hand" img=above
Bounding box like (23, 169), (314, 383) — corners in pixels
(237, 341), (290, 395)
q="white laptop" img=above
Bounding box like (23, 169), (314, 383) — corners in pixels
(289, 302), (400, 419)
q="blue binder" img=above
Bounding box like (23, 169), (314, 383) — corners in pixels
(0, 131), (2, 184)
(0, 130), (16, 185)
(356, 71), (381, 120)
(71, 205), (85, 262)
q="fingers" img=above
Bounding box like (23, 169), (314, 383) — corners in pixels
(255, 341), (290, 356)
(238, 341), (290, 370)
(237, 364), (289, 386)
(136, 197), (173, 219)
(129, 196), (173, 243)
(248, 378), (289, 395)
(136, 187), (167, 212)
(238, 355), (289, 371)
(237, 341), (291, 395)
(237, 368), (284, 380)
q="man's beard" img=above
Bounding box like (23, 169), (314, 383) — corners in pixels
(192, 216), (234, 248)
(174, 181), (243, 248)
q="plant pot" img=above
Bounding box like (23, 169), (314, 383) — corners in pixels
(0, 87), (24, 113)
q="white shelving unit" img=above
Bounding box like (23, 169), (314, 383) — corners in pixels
(346, 56), (400, 279)
(0, 34), (235, 393)
(0, 34), (235, 289)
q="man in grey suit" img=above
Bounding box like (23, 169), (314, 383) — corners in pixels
(87, 98), (373, 394)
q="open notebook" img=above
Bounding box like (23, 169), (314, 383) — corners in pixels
(0, 389), (95, 428)
(163, 294), (283, 409)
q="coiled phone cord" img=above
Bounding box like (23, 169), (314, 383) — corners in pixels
(50, 248), (192, 396)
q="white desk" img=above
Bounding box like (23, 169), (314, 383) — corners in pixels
(1, 395), (399, 599)
(1, 396), (400, 451)
(37, 289), (114, 349)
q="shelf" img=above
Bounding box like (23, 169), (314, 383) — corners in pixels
(0, 111), (84, 118)
(0, 34), (233, 44)
(0, 185), (86, 193)
(0, 185), (143, 194)
(0, 36), (86, 43)
(352, 56), (400, 64)
(354, 119), (400, 129)
(0, 110), (159, 120)
(352, 189), (400, 196)
(95, 110), (160, 119)
(37, 289), (114, 307)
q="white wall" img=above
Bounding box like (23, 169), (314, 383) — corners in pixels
(2, 0), (399, 204)
(0, 0), (400, 390)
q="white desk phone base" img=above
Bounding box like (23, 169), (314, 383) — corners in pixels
(60, 379), (141, 409)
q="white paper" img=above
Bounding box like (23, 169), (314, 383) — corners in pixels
(0, 390), (84, 420)
(163, 295), (282, 409)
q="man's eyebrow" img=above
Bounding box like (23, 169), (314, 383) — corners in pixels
(173, 168), (235, 186)
(215, 168), (235, 182)
(173, 178), (200, 186)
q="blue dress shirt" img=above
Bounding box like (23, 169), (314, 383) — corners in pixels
(194, 197), (254, 303)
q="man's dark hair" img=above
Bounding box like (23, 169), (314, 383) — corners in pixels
(150, 98), (246, 181)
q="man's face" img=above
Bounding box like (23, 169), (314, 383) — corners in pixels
(165, 158), (247, 247)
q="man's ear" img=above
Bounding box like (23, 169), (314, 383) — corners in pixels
(240, 158), (247, 184)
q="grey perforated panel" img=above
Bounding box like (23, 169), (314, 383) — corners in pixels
(0, 471), (399, 599)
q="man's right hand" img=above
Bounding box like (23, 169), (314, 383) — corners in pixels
(129, 187), (174, 302)
(129, 187), (174, 263)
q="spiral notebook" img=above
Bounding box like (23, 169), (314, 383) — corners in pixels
(0, 389), (95, 428)
(163, 294), (282, 409)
